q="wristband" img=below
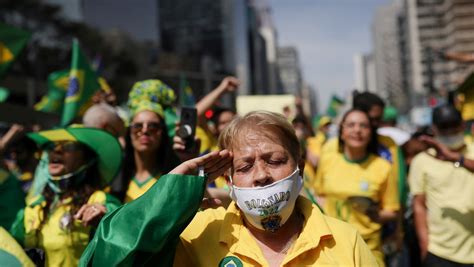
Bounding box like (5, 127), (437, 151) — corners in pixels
(454, 155), (464, 168)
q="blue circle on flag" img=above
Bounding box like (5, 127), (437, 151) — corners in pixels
(66, 77), (80, 97)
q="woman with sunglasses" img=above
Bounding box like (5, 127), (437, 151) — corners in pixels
(120, 80), (180, 203)
(9, 127), (122, 267)
(314, 109), (400, 266)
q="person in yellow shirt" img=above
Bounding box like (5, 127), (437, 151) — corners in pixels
(80, 111), (378, 266)
(121, 80), (181, 202)
(306, 116), (331, 168)
(9, 127), (122, 267)
(410, 105), (474, 266)
(315, 109), (400, 266)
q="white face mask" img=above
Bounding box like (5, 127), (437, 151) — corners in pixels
(436, 132), (465, 149)
(229, 168), (303, 232)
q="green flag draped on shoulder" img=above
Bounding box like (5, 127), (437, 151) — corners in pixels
(0, 24), (31, 78)
(326, 95), (344, 118)
(34, 70), (69, 113)
(79, 174), (206, 266)
(61, 40), (100, 126)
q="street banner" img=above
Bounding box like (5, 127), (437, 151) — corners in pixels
(236, 95), (296, 117)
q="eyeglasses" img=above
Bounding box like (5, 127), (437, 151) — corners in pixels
(342, 122), (371, 130)
(43, 141), (84, 152)
(130, 122), (162, 134)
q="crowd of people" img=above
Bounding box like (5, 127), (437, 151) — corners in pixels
(0, 76), (473, 267)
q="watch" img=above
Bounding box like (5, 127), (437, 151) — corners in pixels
(454, 155), (464, 168)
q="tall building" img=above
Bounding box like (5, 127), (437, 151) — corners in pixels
(82, 0), (160, 42)
(159, 0), (260, 99)
(353, 53), (377, 93)
(248, 0), (279, 94)
(302, 84), (319, 117)
(277, 46), (303, 96)
(372, 0), (411, 112)
(407, 0), (474, 99)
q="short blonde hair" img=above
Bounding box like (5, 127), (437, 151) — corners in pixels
(218, 110), (301, 162)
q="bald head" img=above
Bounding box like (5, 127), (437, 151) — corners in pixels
(83, 103), (125, 138)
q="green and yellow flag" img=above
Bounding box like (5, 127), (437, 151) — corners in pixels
(34, 70), (70, 113)
(179, 74), (195, 107)
(326, 95), (344, 118)
(0, 24), (31, 78)
(61, 40), (100, 126)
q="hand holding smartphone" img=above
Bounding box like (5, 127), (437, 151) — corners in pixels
(177, 107), (197, 152)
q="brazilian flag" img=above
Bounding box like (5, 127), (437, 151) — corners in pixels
(0, 24), (31, 78)
(61, 40), (100, 126)
(34, 70), (70, 113)
(326, 95), (344, 118)
(179, 74), (195, 107)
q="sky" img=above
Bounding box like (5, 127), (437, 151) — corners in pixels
(269, 0), (392, 112)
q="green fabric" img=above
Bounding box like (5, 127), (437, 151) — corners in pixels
(397, 147), (408, 207)
(0, 23), (31, 78)
(27, 152), (49, 199)
(79, 173), (207, 266)
(0, 172), (25, 230)
(0, 87), (9, 102)
(9, 209), (25, 246)
(326, 95), (344, 118)
(61, 39), (100, 126)
(0, 249), (22, 267)
(104, 193), (121, 214)
(383, 106), (398, 122)
(343, 153), (370, 164)
(164, 107), (178, 138)
(28, 128), (123, 186)
(34, 69), (70, 113)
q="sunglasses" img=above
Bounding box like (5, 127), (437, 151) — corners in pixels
(43, 141), (84, 152)
(130, 122), (162, 134)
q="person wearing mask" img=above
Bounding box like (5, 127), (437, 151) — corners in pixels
(9, 127), (122, 266)
(315, 109), (400, 266)
(410, 105), (474, 266)
(80, 111), (378, 266)
(121, 80), (181, 203)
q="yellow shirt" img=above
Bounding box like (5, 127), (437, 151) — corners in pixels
(174, 197), (378, 266)
(321, 135), (401, 198)
(315, 153), (399, 265)
(125, 176), (159, 203)
(306, 131), (326, 158)
(23, 191), (110, 267)
(409, 146), (474, 264)
(196, 126), (218, 155)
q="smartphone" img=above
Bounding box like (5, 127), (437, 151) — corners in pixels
(177, 107), (197, 152)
